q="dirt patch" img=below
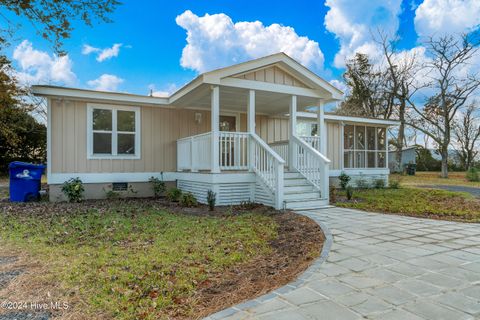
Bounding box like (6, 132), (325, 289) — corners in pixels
(0, 199), (324, 319)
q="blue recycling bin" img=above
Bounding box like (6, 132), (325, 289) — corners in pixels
(9, 161), (46, 202)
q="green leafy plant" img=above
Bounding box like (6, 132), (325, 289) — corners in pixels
(466, 168), (480, 182)
(207, 190), (216, 211)
(149, 176), (166, 197)
(105, 189), (120, 199)
(329, 185), (337, 203)
(389, 176), (402, 189)
(166, 187), (182, 202)
(180, 192), (198, 207)
(61, 177), (84, 202)
(346, 185), (354, 200)
(374, 178), (386, 189)
(338, 171), (351, 190)
(355, 175), (369, 189)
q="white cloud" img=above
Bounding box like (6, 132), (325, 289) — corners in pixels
(12, 40), (76, 85)
(148, 83), (178, 97)
(329, 79), (348, 96)
(87, 74), (124, 91)
(414, 0), (480, 37)
(324, 0), (403, 68)
(175, 10), (325, 73)
(82, 43), (123, 62)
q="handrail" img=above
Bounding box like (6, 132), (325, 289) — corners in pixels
(293, 135), (331, 164)
(177, 131), (211, 142)
(251, 134), (285, 164)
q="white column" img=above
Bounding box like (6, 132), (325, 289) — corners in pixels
(211, 86), (220, 173)
(247, 90), (255, 172)
(317, 99), (326, 155)
(288, 95), (297, 170)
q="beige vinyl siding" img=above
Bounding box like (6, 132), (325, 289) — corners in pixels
(235, 66), (309, 88)
(326, 121), (342, 170)
(50, 100), (211, 173)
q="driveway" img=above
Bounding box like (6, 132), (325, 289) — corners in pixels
(421, 185), (480, 198)
(207, 207), (480, 320)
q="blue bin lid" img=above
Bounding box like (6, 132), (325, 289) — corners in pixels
(9, 161), (46, 170)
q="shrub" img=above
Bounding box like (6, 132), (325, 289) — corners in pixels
(166, 187), (182, 202)
(149, 176), (166, 197)
(238, 201), (259, 210)
(62, 178), (84, 202)
(329, 185), (337, 203)
(355, 176), (369, 189)
(338, 172), (351, 190)
(374, 179), (386, 189)
(466, 168), (480, 182)
(180, 192), (198, 207)
(346, 185), (354, 200)
(105, 189), (120, 199)
(389, 176), (402, 189)
(207, 190), (216, 211)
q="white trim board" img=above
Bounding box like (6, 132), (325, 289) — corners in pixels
(329, 168), (390, 177)
(297, 112), (400, 126)
(48, 172), (256, 184)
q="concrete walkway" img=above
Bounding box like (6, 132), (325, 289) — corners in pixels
(207, 207), (480, 320)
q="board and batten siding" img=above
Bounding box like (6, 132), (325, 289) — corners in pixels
(50, 99), (212, 173)
(326, 121), (342, 170)
(234, 65), (309, 88)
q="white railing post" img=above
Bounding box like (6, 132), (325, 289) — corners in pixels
(289, 95), (297, 171)
(211, 86), (220, 173)
(248, 90), (256, 172)
(318, 100), (327, 155)
(275, 162), (284, 210)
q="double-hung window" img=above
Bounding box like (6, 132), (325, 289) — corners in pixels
(87, 104), (140, 159)
(344, 124), (387, 169)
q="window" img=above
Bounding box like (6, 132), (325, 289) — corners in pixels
(343, 125), (387, 168)
(297, 121), (318, 136)
(88, 105), (140, 159)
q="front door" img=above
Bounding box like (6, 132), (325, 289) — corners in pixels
(219, 116), (237, 167)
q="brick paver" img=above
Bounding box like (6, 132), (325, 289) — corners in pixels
(206, 207), (480, 320)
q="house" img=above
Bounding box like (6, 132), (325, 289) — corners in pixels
(32, 53), (398, 210)
(388, 146), (417, 173)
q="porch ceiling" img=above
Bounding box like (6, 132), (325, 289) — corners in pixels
(172, 83), (319, 115)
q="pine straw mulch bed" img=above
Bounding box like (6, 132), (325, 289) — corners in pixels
(0, 199), (324, 319)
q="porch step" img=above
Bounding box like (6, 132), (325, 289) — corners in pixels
(284, 191), (321, 201)
(285, 198), (330, 210)
(284, 178), (311, 187)
(284, 184), (316, 192)
(284, 171), (304, 179)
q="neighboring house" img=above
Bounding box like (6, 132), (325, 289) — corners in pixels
(388, 146), (417, 172)
(32, 53), (398, 210)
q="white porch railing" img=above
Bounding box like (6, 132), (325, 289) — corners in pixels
(219, 132), (249, 170)
(291, 135), (330, 199)
(177, 132), (212, 171)
(300, 136), (321, 151)
(269, 141), (289, 164)
(250, 133), (285, 209)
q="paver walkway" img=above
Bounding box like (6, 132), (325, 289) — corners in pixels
(207, 207), (480, 320)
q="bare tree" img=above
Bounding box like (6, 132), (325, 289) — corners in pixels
(376, 31), (419, 171)
(454, 103), (480, 170)
(406, 34), (480, 178)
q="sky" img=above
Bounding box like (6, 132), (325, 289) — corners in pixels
(3, 0), (480, 97)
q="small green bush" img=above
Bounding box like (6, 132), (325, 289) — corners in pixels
(62, 177), (84, 202)
(180, 192), (198, 207)
(105, 189), (120, 199)
(338, 172), (351, 190)
(166, 187), (182, 202)
(389, 176), (402, 189)
(346, 185), (354, 200)
(374, 179), (386, 189)
(466, 168), (480, 182)
(207, 190), (216, 211)
(238, 201), (259, 210)
(355, 176), (369, 189)
(149, 176), (166, 197)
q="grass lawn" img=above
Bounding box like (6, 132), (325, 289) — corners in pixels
(395, 171), (480, 188)
(0, 201), (283, 319)
(336, 187), (480, 222)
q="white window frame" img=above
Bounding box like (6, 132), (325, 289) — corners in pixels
(87, 103), (141, 160)
(343, 124), (387, 169)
